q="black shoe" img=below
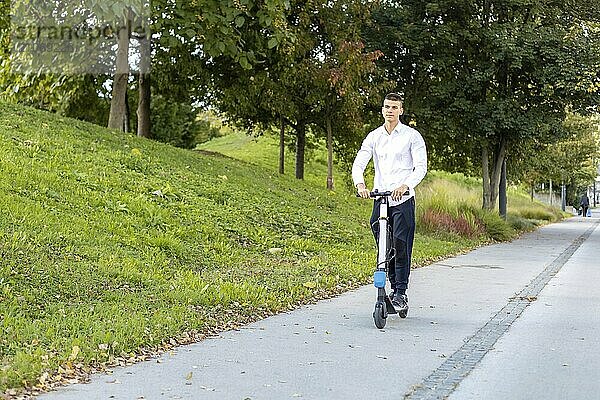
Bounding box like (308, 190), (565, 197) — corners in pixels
(392, 293), (408, 312)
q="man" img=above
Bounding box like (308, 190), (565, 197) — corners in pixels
(580, 193), (590, 217)
(352, 93), (427, 313)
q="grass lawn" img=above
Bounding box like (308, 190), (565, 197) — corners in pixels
(0, 102), (564, 396)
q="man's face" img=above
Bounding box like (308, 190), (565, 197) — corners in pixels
(382, 99), (403, 123)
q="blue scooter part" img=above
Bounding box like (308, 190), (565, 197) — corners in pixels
(373, 270), (386, 288)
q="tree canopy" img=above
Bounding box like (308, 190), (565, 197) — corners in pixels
(365, 0), (600, 209)
(213, 0), (386, 180)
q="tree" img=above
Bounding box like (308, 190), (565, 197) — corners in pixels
(513, 113), (600, 205)
(313, 40), (386, 189)
(2, 0), (293, 148)
(366, 0), (600, 210)
(0, 0), (85, 113)
(215, 0), (385, 181)
(136, 33), (151, 138)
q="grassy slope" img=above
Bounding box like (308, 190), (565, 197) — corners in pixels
(0, 103), (560, 394)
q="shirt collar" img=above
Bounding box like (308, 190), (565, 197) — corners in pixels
(380, 122), (403, 136)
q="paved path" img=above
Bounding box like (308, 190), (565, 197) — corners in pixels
(39, 212), (600, 400)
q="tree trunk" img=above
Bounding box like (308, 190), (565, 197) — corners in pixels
(530, 182), (534, 201)
(482, 145), (492, 209)
(108, 11), (131, 131)
(326, 115), (334, 190)
(549, 179), (553, 206)
(137, 35), (151, 138)
(489, 138), (506, 207)
(279, 116), (285, 174)
(124, 89), (130, 132)
(482, 137), (507, 210)
(137, 73), (151, 137)
(499, 158), (507, 219)
(295, 120), (306, 180)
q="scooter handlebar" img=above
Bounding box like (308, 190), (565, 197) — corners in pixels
(355, 190), (410, 198)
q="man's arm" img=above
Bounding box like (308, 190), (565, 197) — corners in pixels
(404, 132), (427, 190)
(352, 134), (373, 198)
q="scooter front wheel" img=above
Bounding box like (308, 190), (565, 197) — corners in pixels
(373, 302), (386, 329)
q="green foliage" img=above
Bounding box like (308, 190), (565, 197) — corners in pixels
(152, 0), (293, 104)
(510, 113), (600, 205)
(0, 1), (9, 58)
(365, 0), (600, 207)
(214, 0), (386, 179)
(1, 0), (294, 144)
(478, 211), (515, 242)
(149, 97), (223, 149)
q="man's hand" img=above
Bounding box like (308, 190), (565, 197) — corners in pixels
(391, 184), (409, 201)
(356, 183), (370, 199)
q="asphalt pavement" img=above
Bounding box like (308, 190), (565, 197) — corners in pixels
(38, 210), (600, 400)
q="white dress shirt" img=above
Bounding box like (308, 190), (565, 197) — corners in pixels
(352, 122), (427, 206)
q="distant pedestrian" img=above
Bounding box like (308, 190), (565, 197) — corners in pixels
(580, 193), (590, 217)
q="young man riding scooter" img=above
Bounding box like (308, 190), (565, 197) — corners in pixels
(352, 93), (428, 313)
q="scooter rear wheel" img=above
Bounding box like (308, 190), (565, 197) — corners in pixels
(373, 302), (386, 329)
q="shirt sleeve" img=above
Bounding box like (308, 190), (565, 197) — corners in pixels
(352, 133), (374, 187)
(404, 131), (427, 189)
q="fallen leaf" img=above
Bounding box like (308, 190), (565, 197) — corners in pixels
(39, 372), (49, 384)
(69, 345), (80, 361)
(185, 371), (193, 380)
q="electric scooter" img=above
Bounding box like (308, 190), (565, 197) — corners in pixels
(365, 189), (409, 329)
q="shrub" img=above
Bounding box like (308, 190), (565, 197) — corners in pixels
(507, 214), (538, 232)
(419, 209), (484, 238)
(477, 210), (516, 241)
(516, 207), (557, 221)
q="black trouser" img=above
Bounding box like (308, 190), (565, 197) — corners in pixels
(582, 205), (589, 217)
(370, 197), (416, 294)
